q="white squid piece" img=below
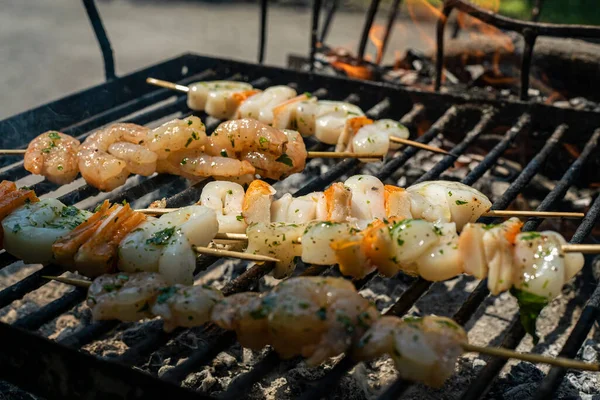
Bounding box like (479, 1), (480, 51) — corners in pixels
(2, 199), (91, 264)
(272, 94), (318, 135)
(245, 222), (305, 278)
(416, 222), (462, 282)
(308, 101), (365, 144)
(407, 180), (492, 231)
(301, 221), (358, 265)
(118, 206), (218, 285)
(237, 86), (297, 125)
(200, 181), (246, 233)
(271, 192), (327, 224)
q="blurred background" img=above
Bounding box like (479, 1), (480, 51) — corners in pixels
(1, 0), (598, 119)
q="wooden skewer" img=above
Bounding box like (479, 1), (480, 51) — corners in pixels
(0, 149), (26, 155)
(307, 151), (385, 160)
(483, 210), (585, 219)
(214, 232), (251, 241)
(38, 275), (600, 373)
(194, 246), (280, 262)
(461, 343), (599, 372)
(42, 276), (92, 288)
(146, 77), (189, 93)
(389, 136), (454, 157)
(562, 244), (600, 254)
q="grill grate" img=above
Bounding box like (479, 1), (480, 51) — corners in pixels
(0, 54), (599, 399)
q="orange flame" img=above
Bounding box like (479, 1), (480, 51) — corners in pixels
(330, 61), (373, 80)
(368, 24), (386, 64)
(405, 0), (448, 50)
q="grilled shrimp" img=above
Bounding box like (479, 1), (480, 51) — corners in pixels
(513, 231), (584, 300)
(344, 175), (385, 224)
(24, 131), (80, 184)
(272, 93), (317, 134)
(353, 316), (467, 388)
(151, 284), (224, 332)
(407, 181), (492, 231)
(245, 222), (305, 278)
(87, 272), (168, 321)
(140, 116), (207, 160)
(157, 149), (255, 179)
(207, 119), (288, 158)
(237, 86), (297, 125)
(242, 180), (276, 224)
(211, 277), (379, 365)
(199, 181), (246, 233)
(118, 205), (218, 285)
(78, 123), (154, 191)
(2, 199), (90, 264)
(242, 129), (306, 179)
(186, 81), (257, 118)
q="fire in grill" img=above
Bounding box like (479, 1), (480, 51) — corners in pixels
(1, 1), (600, 399)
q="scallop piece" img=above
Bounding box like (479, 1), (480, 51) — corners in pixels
(243, 180), (276, 224)
(344, 175), (385, 222)
(200, 181), (246, 233)
(237, 86), (297, 125)
(417, 223), (462, 282)
(484, 218), (522, 295)
(301, 222), (357, 265)
(314, 101), (365, 144)
(458, 223), (488, 279)
(388, 219), (440, 275)
(187, 81), (253, 113)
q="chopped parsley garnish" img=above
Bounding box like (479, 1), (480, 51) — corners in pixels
(520, 232), (542, 241)
(185, 138), (193, 147)
(146, 227), (176, 246)
(57, 165), (63, 171)
(316, 307), (327, 320)
(275, 153), (293, 167)
(117, 274), (130, 281)
(304, 92), (313, 98)
(448, 191), (453, 197)
(249, 296), (276, 319)
(12, 224), (21, 233)
(482, 223), (497, 230)
(180, 158), (188, 165)
(191, 131), (200, 140)
(156, 287), (178, 304)
(259, 136), (269, 147)
(236, 215), (244, 221)
(48, 131), (61, 140)
(455, 200), (468, 205)
(220, 150), (228, 157)
(432, 225), (443, 236)
(60, 206), (80, 218)
(187, 120), (193, 126)
(435, 320), (459, 330)
(103, 283), (122, 292)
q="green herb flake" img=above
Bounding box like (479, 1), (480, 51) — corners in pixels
(432, 225), (443, 236)
(455, 200), (468, 205)
(117, 274), (130, 281)
(275, 153), (293, 167)
(57, 165), (63, 171)
(482, 223), (497, 230)
(448, 191), (452, 197)
(180, 158), (188, 165)
(435, 319), (459, 330)
(510, 288), (548, 344)
(259, 136), (269, 147)
(520, 232), (542, 241)
(185, 138), (193, 147)
(249, 296), (276, 319)
(146, 227), (176, 246)
(187, 120), (193, 126)
(41, 148), (51, 154)
(316, 307), (327, 321)
(220, 150), (228, 157)
(236, 215), (244, 221)
(12, 224), (21, 234)
(156, 286), (178, 304)
(304, 92), (313, 98)
(48, 131), (61, 140)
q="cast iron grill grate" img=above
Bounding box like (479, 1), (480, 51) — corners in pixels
(0, 52), (599, 399)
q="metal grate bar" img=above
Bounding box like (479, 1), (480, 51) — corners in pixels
(415, 108), (495, 184)
(357, 0), (382, 61)
(82, 0), (115, 80)
(460, 129), (600, 400)
(461, 113), (531, 186)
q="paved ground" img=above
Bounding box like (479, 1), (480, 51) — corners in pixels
(0, 0), (433, 120)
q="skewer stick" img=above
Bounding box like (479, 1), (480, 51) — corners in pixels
(42, 276), (92, 288)
(35, 275), (600, 373)
(214, 232), (251, 241)
(389, 136), (454, 157)
(146, 77), (189, 93)
(194, 246), (280, 262)
(136, 208), (585, 222)
(307, 151), (385, 160)
(462, 343), (599, 372)
(483, 210), (584, 219)
(562, 244), (600, 254)
(0, 150), (26, 155)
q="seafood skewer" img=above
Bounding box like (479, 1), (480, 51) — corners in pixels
(11, 119), (383, 191)
(146, 77), (450, 155)
(44, 273), (600, 388)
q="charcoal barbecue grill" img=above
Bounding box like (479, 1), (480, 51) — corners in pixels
(1, 1), (600, 399)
